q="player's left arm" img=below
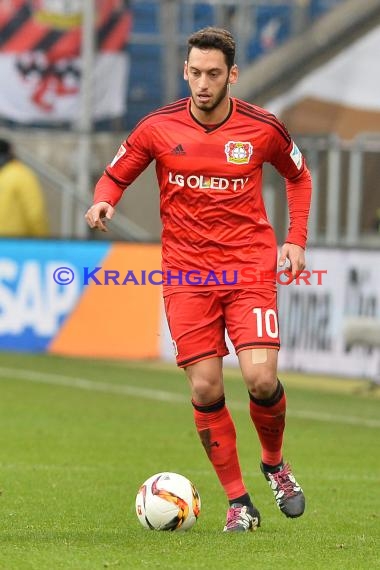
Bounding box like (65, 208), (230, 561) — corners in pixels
(268, 123), (312, 277)
(278, 242), (306, 277)
(280, 165), (312, 277)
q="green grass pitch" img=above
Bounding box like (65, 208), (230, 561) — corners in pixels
(0, 351), (379, 570)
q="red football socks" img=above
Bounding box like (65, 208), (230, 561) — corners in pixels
(249, 380), (286, 466)
(192, 395), (247, 500)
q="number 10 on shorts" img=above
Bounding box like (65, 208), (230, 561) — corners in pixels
(252, 308), (279, 338)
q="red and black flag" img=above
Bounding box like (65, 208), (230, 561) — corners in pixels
(0, 0), (132, 122)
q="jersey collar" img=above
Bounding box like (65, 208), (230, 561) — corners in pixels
(187, 97), (234, 133)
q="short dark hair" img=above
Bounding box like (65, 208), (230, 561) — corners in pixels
(187, 27), (236, 70)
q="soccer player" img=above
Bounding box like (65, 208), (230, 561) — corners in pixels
(85, 27), (311, 533)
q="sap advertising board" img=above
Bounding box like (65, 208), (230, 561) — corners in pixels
(0, 240), (109, 351)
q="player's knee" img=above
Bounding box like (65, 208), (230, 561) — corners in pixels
(246, 370), (277, 400)
(190, 375), (223, 404)
(186, 358), (223, 404)
(239, 348), (278, 399)
(186, 368), (223, 403)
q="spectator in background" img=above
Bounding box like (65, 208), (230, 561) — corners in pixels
(0, 138), (49, 237)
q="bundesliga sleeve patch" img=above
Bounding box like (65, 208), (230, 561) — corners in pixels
(111, 144), (127, 167)
(290, 142), (303, 170)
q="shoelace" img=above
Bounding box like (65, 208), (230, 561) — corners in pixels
(271, 464), (298, 497)
(225, 506), (245, 528)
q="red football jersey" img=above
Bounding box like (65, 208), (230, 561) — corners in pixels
(94, 97), (312, 293)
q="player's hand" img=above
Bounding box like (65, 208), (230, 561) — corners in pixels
(278, 243), (305, 279)
(85, 202), (115, 232)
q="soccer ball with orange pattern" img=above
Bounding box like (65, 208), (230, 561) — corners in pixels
(135, 472), (201, 531)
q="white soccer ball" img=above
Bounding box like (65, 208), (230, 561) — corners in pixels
(135, 472), (201, 531)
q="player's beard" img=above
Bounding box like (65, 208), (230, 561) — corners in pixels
(191, 78), (229, 114)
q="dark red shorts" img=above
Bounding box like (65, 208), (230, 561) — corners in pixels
(164, 288), (280, 367)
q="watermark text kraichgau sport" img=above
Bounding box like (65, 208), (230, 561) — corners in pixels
(52, 267), (327, 286)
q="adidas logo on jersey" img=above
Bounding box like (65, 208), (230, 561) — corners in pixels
(171, 144), (186, 155)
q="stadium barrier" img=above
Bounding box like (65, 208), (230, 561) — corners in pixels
(1, 240), (379, 379)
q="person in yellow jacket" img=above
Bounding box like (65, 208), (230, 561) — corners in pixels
(0, 138), (49, 237)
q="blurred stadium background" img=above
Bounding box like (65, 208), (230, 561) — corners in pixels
(0, 0), (379, 382)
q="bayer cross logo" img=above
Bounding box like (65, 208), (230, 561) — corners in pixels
(232, 147), (246, 160)
(225, 141), (253, 164)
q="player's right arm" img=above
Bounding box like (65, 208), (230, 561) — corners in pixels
(85, 123), (153, 231)
(85, 201), (115, 232)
